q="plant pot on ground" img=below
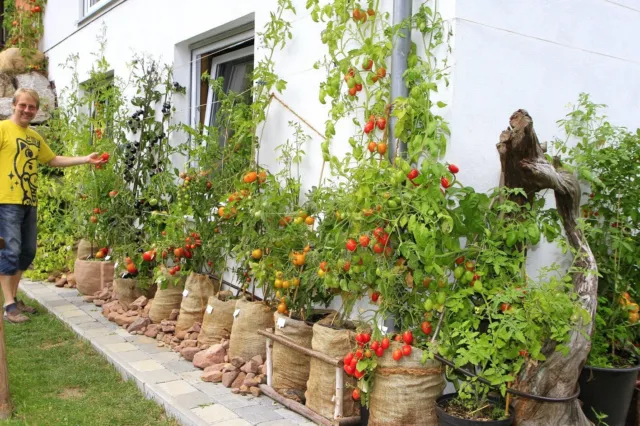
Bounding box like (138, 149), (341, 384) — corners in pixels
(579, 363), (640, 426)
(435, 393), (514, 426)
(74, 259), (114, 296)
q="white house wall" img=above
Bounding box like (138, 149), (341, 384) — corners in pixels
(41, 0), (640, 293)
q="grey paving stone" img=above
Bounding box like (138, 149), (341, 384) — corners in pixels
(256, 420), (300, 426)
(76, 321), (107, 331)
(137, 343), (172, 354)
(172, 391), (216, 409)
(193, 382), (236, 398)
(236, 404), (284, 424)
(165, 360), (198, 374)
(114, 350), (152, 363)
(137, 369), (182, 384)
(179, 370), (204, 385)
(213, 392), (262, 410)
(67, 315), (98, 325)
(274, 409), (312, 425)
(191, 404), (239, 424)
(150, 351), (181, 364)
(94, 335), (127, 345)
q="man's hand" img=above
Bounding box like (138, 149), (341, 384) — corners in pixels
(87, 152), (108, 165)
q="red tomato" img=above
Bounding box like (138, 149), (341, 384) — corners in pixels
(441, 177), (450, 188)
(343, 261), (351, 272)
(370, 341), (380, 351)
(455, 256), (465, 265)
(362, 333), (371, 343)
(355, 83), (362, 92)
(421, 321), (432, 335)
(519, 349), (529, 357)
(500, 303), (511, 312)
(381, 337), (390, 349)
(101, 152), (110, 161)
(359, 235), (371, 247)
(320, 261), (329, 272)
(355, 349), (363, 360)
(407, 169), (419, 180)
(346, 239), (358, 252)
(373, 243), (384, 254)
(344, 365), (355, 376)
(352, 388), (361, 400)
(375, 347), (384, 357)
(174, 247), (184, 258)
(363, 58), (373, 70)
(465, 261), (475, 271)
(376, 117), (386, 130)
(142, 251), (153, 262)
(448, 164), (459, 174)
(364, 121), (375, 134)
(371, 292), (380, 303)
(350, 358), (357, 369)
(348, 86), (357, 97)
(368, 141), (377, 153)
(392, 349), (403, 361)
(402, 330), (413, 345)
(402, 345), (412, 356)
(376, 67), (387, 78)
(126, 263), (138, 274)
(354, 369), (365, 379)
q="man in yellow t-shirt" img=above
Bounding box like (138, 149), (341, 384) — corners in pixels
(0, 88), (106, 323)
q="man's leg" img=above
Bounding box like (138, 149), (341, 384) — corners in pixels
(0, 205), (29, 323)
(15, 206), (37, 314)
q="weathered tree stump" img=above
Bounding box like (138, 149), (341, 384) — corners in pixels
(496, 110), (597, 426)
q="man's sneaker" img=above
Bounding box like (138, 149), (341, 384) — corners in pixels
(5, 310), (29, 324)
(16, 300), (37, 314)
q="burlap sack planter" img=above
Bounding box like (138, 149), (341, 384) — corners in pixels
(368, 343), (444, 426)
(198, 295), (236, 346)
(175, 273), (219, 333)
(148, 266), (186, 323)
(228, 298), (275, 360)
(74, 259), (114, 296)
(305, 322), (359, 420)
(113, 278), (141, 309)
(76, 239), (94, 260)
(272, 311), (335, 401)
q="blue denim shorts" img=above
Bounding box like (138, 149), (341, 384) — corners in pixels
(0, 204), (37, 275)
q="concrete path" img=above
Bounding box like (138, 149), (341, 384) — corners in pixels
(19, 279), (315, 426)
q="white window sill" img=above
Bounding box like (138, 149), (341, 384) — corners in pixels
(77, 0), (126, 28)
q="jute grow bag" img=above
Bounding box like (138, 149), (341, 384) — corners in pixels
(368, 343), (444, 426)
(305, 322), (359, 419)
(198, 295), (236, 346)
(175, 273), (218, 333)
(148, 266), (185, 323)
(113, 278), (141, 309)
(272, 310), (336, 398)
(74, 259), (114, 296)
(228, 298), (274, 360)
(76, 239), (93, 260)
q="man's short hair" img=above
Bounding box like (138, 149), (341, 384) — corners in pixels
(12, 88), (40, 109)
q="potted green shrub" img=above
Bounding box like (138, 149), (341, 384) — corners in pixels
(554, 94), (640, 425)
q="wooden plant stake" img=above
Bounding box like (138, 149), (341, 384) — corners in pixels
(496, 110), (597, 425)
(0, 237), (11, 419)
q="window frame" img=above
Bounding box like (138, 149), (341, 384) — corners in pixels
(189, 29), (254, 130)
(81, 0), (117, 19)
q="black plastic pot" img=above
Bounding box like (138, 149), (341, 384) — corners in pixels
(435, 393), (514, 426)
(579, 364), (640, 426)
(626, 386), (639, 426)
(360, 404), (369, 426)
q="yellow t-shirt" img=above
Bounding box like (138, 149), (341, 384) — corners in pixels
(0, 120), (56, 206)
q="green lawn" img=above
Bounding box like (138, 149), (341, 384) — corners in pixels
(2, 295), (179, 426)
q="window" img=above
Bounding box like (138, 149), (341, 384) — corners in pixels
(190, 30), (254, 131)
(82, 0), (113, 17)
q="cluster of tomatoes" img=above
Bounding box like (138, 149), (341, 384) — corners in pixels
(344, 226), (392, 256)
(89, 206), (107, 224)
(345, 329), (434, 400)
(242, 170), (268, 184)
(620, 292), (639, 323)
(363, 115), (388, 155)
(94, 246), (110, 259)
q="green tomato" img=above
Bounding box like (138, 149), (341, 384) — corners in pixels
(437, 292), (447, 305)
(454, 266), (464, 280)
(254, 211), (262, 218)
(423, 299), (434, 311)
(149, 198), (158, 206)
(473, 280), (483, 291)
(464, 270), (475, 282)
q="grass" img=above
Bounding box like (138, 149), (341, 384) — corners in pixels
(1, 295), (180, 426)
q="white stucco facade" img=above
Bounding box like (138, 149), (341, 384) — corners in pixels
(41, 0), (640, 290)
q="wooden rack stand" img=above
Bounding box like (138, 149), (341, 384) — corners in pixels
(257, 329), (360, 426)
